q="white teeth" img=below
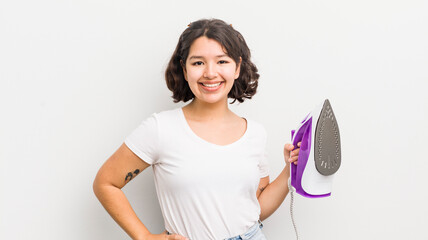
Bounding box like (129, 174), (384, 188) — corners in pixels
(202, 82), (221, 87)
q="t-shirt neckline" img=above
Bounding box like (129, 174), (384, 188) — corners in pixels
(178, 108), (249, 148)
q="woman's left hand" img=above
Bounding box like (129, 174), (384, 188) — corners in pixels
(284, 142), (301, 166)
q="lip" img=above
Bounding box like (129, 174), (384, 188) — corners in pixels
(199, 81), (224, 92)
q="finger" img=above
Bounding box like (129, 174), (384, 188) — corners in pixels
(168, 235), (177, 240)
(169, 234), (188, 240)
(291, 148), (300, 156)
(171, 235), (181, 240)
(285, 143), (294, 151)
(288, 155), (299, 162)
(297, 142), (301, 147)
(289, 149), (299, 160)
(284, 144), (294, 157)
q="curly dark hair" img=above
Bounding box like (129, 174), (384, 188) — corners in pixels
(165, 19), (260, 103)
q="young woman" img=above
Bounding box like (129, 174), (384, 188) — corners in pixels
(93, 19), (300, 240)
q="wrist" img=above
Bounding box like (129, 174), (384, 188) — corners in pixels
(134, 231), (151, 240)
(282, 165), (290, 178)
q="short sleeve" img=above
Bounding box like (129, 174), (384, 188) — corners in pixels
(259, 151), (269, 178)
(258, 126), (269, 178)
(124, 113), (160, 165)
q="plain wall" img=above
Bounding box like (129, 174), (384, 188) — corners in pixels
(1, 0), (427, 239)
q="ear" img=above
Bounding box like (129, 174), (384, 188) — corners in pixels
(180, 60), (188, 81)
(234, 57), (242, 79)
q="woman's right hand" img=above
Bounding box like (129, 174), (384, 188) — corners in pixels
(146, 231), (189, 240)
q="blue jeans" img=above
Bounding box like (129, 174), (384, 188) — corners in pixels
(224, 220), (267, 240)
(166, 220), (267, 240)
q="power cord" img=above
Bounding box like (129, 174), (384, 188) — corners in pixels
(288, 178), (299, 240)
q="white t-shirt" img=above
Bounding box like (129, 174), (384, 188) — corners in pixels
(125, 108), (269, 240)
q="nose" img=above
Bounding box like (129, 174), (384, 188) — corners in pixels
(203, 63), (218, 79)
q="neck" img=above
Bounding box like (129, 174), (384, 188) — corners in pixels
(183, 98), (231, 121)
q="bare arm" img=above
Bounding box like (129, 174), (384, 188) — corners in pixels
(257, 143), (300, 221)
(93, 143), (187, 240)
(93, 143), (151, 239)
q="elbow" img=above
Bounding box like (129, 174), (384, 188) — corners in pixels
(92, 173), (121, 201)
(92, 172), (107, 199)
(259, 210), (270, 222)
(92, 176), (101, 199)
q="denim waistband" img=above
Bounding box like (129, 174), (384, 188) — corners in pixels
(166, 220), (264, 240)
(223, 220), (264, 240)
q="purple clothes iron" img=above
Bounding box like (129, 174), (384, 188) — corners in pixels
(290, 99), (341, 198)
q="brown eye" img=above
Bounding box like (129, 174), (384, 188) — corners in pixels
(192, 61), (204, 66)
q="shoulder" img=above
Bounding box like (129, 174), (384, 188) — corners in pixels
(153, 107), (181, 120)
(245, 118), (267, 138)
(150, 108), (183, 134)
(132, 108), (181, 132)
(246, 118), (266, 132)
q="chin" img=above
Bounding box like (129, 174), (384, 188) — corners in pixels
(196, 95), (228, 104)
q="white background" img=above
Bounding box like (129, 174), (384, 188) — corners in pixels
(1, 0), (427, 239)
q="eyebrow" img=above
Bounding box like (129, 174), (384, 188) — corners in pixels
(188, 54), (229, 60)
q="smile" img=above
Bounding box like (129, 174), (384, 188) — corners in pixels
(199, 82), (224, 91)
(202, 82), (221, 87)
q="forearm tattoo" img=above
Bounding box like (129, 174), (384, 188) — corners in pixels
(124, 169), (141, 182)
(259, 186), (266, 193)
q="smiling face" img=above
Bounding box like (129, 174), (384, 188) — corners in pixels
(182, 36), (241, 105)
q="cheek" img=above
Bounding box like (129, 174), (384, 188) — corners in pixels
(221, 68), (238, 80)
(186, 68), (203, 81)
